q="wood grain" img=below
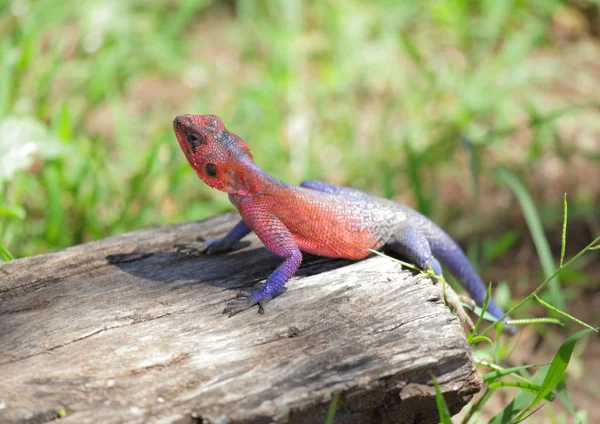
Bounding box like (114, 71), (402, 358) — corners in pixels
(0, 214), (481, 424)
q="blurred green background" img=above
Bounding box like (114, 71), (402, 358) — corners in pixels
(1, 0), (599, 261)
(1, 0), (599, 420)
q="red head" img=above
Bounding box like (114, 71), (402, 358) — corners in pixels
(173, 114), (255, 195)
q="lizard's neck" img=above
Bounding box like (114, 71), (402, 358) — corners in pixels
(232, 157), (288, 197)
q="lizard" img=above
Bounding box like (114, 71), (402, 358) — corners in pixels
(173, 114), (511, 330)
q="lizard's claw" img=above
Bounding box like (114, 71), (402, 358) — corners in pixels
(223, 297), (256, 317)
(223, 290), (257, 317)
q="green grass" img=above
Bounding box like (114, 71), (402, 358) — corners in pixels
(373, 194), (597, 422)
(1, 0), (599, 421)
(2, 0), (598, 259)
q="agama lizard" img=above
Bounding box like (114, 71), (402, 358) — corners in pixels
(173, 114), (509, 327)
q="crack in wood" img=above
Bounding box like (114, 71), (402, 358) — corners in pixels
(2, 310), (181, 366)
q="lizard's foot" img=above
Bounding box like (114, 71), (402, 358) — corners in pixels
(223, 286), (286, 317)
(202, 238), (234, 255)
(223, 290), (272, 317)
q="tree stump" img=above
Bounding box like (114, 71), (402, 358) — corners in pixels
(0, 214), (481, 424)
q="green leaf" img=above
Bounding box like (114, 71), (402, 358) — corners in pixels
(555, 378), (575, 415)
(514, 328), (595, 422)
(463, 302), (498, 324)
(469, 335), (493, 345)
(489, 366), (548, 424)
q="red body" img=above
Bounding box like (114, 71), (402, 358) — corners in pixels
(229, 189), (380, 260)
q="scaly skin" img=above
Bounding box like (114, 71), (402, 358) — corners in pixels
(173, 114), (509, 325)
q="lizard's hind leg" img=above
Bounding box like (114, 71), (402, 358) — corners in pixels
(385, 226), (473, 330)
(385, 226), (442, 276)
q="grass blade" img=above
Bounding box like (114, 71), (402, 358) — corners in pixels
(0, 242), (13, 261)
(504, 317), (563, 327)
(534, 295), (595, 331)
(0, 40), (14, 118)
(43, 165), (65, 246)
(494, 167), (564, 311)
(461, 387), (494, 424)
(468, 283), (492, 343)
(513, 328), (595, 422)
(324, 392), (340, 424)
(433, 378), (452, 424)
(489, 366), (549, 424)
(482, 364), (540, 383)
(560, 194), (567, 267)
(481, 235), (600, 336)
(403, 141), (431, 216)
(488, 381), (556, 401)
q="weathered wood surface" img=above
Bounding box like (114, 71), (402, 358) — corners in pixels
(0, 213), (481, 424)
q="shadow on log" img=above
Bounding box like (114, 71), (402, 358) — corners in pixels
(0, 214), (481, 424)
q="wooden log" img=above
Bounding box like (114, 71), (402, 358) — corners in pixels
(0, 213), (481, 424)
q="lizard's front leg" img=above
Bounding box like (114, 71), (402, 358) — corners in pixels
(223, 208), (302, 317)
(203, 219), (251, 254)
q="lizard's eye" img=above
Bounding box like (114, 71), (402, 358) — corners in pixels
(188, 133), (202, 149)
(205, 163), (217, 177)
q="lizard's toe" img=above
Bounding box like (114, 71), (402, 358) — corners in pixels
(223, 286), (286, 317)
(223, 291), (258, 317)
